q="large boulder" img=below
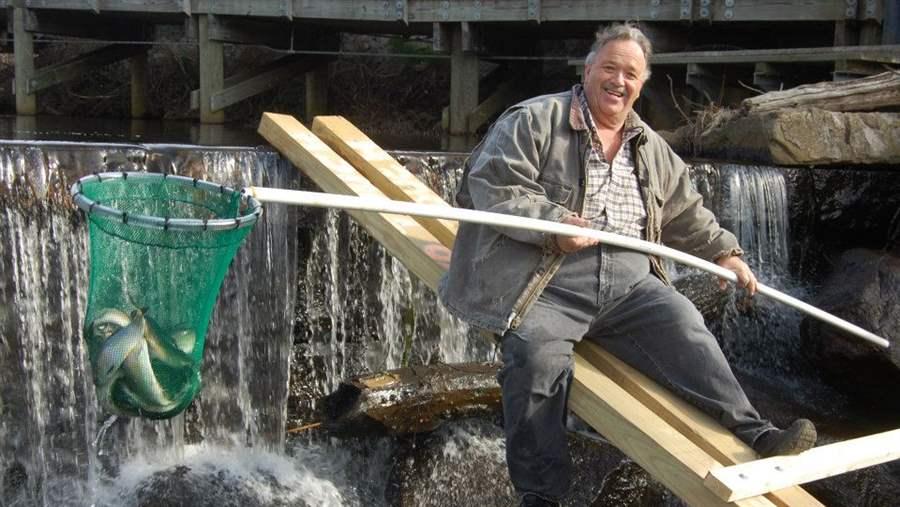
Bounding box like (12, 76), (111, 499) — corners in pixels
(800, 249), (900, 401)
(664, 109), (900, 166)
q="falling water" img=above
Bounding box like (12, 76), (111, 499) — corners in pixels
(718, 164), (791, 279)
(291, 153), (492, 418)
(0, 143), (299, 506)
(706, 164), (816, 386)
(8, 138), (883, 505)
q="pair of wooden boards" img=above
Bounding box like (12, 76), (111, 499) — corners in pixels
(258, 111), (836, 506)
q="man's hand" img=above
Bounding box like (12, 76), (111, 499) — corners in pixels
(716, 255), (758, 296)
(555, 215), (601, 253)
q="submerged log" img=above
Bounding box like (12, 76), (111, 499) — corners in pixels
(322, 362), (501, 435)
(742, 71), (900, 113)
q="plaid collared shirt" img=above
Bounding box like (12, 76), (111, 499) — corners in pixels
(571, 85), (646, 239)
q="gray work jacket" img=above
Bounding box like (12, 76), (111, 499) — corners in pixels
(438, 90), (742, 335)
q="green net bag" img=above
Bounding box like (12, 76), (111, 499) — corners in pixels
(70, 172), (262, 419)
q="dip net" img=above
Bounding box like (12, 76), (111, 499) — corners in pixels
(70, 172), (262, 419)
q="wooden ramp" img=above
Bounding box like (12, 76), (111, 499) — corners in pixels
(258, 112), (898, 506)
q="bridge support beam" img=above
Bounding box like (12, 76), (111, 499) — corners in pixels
(198, 15), (225, 124)
(305, 65), (329, 122)
(13, 7), (37, 115)
(130, 51), (149, 119)
(447, 23), (479, 151)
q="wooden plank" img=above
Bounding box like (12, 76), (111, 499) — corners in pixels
(705, 429), (900, 502)
(257, 112), (449, 289)
(570, 46), (900, 73)
(25, 0), (184, 13)
(206, 13), (293, 46)
(29, 43), (146, 93)
(22, 8), (149, 40)
(16, 0), (876, 22)
(570, 353), (776, 507)
(576, 342), (823, 507)
(651, 45), (900, 66)
(310, 115), (458, 249)
(190, 55), (323, 110)
(211, 56), (327, 112)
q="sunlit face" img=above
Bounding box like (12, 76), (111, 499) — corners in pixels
(583, 39), (647, 125)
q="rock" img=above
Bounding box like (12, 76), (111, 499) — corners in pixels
(132, 465), (298, 507)
(665, 109), (900, 166)
(591, 460), (683, 507)
(385, 418), (517, 506)
(385, 418), (636, 506)
(801, 249), (900, 400)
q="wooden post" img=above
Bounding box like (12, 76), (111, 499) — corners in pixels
(13, 6), (37, 115)
(198, 15), (225, 124)
(448, 23), (479, 150)
(130, 50), (149, 119)
(305, 64), (329, 122)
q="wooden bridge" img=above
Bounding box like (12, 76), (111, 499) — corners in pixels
(3, 1), (899, 148)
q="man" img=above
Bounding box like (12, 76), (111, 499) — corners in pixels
(438, 22), (816, 506)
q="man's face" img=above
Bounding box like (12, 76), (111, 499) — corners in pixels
(583, 39), (647, 123)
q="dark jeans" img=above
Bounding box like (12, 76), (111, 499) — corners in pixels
(498, 245), (774, 500)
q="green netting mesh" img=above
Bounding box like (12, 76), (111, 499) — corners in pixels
(71, 172), (261, 419)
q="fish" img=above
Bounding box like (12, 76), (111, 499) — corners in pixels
(143, 316), (193, 368)
(93, 309), (146, 387)
(119, 338), (179, 412)
(170, 328), (197, 356)
(89, 308), (131, 341)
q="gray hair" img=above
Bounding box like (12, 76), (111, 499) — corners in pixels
(584, 22), (653, 80)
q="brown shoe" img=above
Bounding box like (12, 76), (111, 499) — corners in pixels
(753, 419), (817, 458)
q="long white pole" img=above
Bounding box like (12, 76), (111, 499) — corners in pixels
(248, 186), (890, 349)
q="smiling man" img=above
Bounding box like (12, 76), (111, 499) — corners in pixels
(439, 22), (816, 506)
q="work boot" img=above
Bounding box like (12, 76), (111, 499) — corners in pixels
(519, 493), (561, 507)
(753, 419), (817, 458)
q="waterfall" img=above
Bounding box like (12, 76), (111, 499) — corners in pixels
(718, 164), (791, 280)
(0, 143), (491, 506)
(0, 143), (298, 506)
(705, 164), (808, 377)
(291, 152), (492, 418)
